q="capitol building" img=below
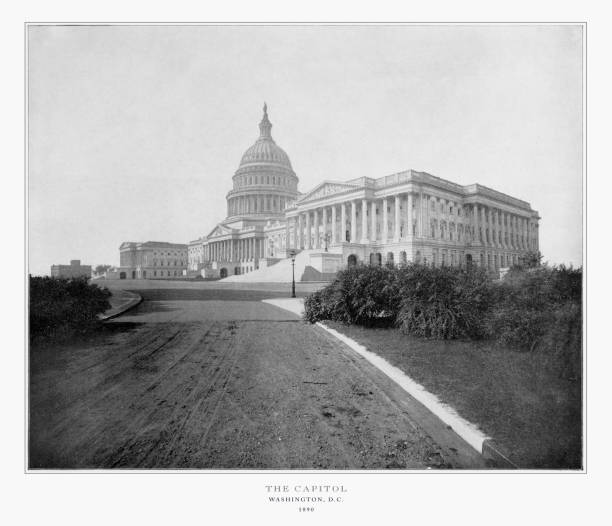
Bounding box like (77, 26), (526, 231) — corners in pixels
(118, 104), (540, 281)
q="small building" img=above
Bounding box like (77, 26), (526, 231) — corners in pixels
(50, 259), (92, 279)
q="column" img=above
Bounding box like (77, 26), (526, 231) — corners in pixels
(331, 206), (337, 244)
(341, 203), (347, 243)
(382, 198), (388, 242)
(370, 200), (377, 242)
(425, 195), (430, 238)
(526, 219), (531, 250)
(298, 214), (304, 249)
(473, 204), (479, 245)
(393, 195), (401, 242)
(322, 207), (328, 247)
(313, 209), (320, 249)
(350, 201), (357, 243)
(361, 199), (369, 243)
(418, 194), (424, 238)
(481, 206), (487, 245)
(406, 193), (413, 238)
(306, 211), (312, 249)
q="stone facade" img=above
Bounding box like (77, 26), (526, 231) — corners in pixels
(188, 104), (540, 279)
(116, 241), (188, 280)
(51, 259), (92, 279)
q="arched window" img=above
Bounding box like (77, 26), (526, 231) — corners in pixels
(386, 252), (394, 267)
(415, 251), (421, 264)
(400, 251), (407, 266)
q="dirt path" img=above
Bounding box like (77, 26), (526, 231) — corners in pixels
(29, 287), (486, 469)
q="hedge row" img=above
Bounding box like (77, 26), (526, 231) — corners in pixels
(304, 263), (582, 379)
(29, 276), (112, 340)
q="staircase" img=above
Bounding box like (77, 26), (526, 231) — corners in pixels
(220, 249), (319, 283)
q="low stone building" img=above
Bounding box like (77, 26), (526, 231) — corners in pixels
(50, 259), (92, 279)
(115, 241), (188, 280)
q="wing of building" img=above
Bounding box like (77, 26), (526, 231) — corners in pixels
(108, 242), (188, 280)
(186, 104), (540, 281)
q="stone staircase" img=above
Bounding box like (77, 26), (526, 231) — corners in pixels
(220, 249), (320, 283)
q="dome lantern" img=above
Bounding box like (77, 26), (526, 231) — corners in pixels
(259, 102), (272, 139)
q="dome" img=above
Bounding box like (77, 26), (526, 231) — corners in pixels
(238, 103), (293, 170)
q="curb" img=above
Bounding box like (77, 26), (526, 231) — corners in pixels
(99, 291), (143, 321)
(318, 321), (518, 469)
(262, 297), (518, 469)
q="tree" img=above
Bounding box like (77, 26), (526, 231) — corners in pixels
(522, 250), (543, 268)
(94, 264), (112, 275)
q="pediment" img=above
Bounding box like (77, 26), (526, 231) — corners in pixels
(298, 181), (362, 203)
(207, 224), (235, 238)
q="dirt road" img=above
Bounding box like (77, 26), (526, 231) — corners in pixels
(29, 284), (487, 469)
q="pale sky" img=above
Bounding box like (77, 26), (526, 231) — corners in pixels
(27, 24), (583, 275)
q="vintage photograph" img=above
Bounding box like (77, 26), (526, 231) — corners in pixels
(27, 24), (583, 471)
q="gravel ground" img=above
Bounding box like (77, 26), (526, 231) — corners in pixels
(29, 285), (487, 469)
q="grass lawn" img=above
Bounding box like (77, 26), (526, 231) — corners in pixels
(324, 321), (582, 469)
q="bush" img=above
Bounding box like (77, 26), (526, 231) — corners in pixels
(488, 265), (582, 380)
(304, 263), (492, 338)
(304, 265), (399, 326)
(304, 263), (582, 378)
(29, 276), (112, 340)
(490, 266), (582, 350)
(395, 264), (493, 339)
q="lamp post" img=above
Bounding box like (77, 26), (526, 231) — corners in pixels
(289, 249), (296, 298)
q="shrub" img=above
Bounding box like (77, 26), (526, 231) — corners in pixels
(29, 276), (112, 340)
(303, 262), (582, 378)
(395, 264), (493, 339)
(304, 265), (399, 326)
(490, 266), (582, 350)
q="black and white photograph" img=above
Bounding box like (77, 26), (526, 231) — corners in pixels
(26, 22), (583, 472)
(5, 5), (608, 523)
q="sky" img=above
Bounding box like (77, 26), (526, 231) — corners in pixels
(27, 24), (583, 275)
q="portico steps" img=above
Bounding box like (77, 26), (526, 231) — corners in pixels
(220, 249), (323, 283)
